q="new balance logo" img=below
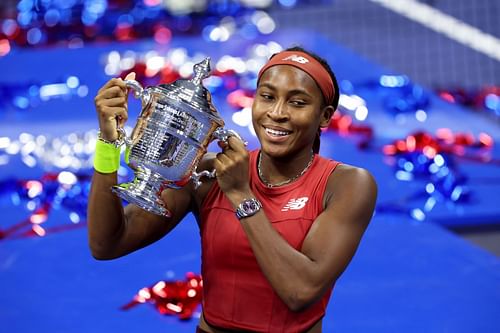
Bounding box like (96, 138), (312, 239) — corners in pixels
(282, 55), (309, 64)
(281, 197), (309, 212)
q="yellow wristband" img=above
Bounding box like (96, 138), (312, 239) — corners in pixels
(93, 139), (121, 174)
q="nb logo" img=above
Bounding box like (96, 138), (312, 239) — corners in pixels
(282, 55), (309, 64)
(281, 197), (309, 212)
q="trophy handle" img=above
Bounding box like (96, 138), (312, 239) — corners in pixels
(212, 128), (246, 145)
(190, 128), (246, 189)
(124, 79), (152, 115)
(117, 79), (152, 150)
(191, 169), (217, 189)
(124, 79), (144, 99)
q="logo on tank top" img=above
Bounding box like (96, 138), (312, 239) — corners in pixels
(282, 55), (309, 64)
(281, 197), (309, 212)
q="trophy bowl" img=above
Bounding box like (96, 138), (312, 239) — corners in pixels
(112, 58), (241, 217)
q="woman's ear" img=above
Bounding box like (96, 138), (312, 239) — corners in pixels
(319, 105), (335, 128)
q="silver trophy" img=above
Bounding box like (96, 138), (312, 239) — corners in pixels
(112, 58), (241, 217)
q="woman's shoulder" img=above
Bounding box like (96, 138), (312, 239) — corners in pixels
(329, 163), (376, 188)
(323, 163), (377, 207)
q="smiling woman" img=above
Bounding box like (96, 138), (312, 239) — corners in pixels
(198, 47), (377, 333)
(88, 46), (377, 333)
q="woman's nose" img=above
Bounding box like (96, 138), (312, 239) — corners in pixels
(267, 100), (289, 121)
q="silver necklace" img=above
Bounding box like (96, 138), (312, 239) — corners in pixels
(258, 151), (314, 188)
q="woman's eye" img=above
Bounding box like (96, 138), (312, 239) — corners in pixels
(260, 93), (273, 100)
(290, 100), (306, 106)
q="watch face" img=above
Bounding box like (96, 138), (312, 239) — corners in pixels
(236, 198), (261, 219)
(243, 200), (258, 212)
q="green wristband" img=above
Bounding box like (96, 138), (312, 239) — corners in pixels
(93, 139), (121, 174)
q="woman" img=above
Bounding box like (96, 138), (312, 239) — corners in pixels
(88, 46), (377, 333)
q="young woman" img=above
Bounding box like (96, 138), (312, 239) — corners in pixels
(88, 47), (377, 333)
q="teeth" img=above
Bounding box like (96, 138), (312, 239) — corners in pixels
(265, 128), (290, 136)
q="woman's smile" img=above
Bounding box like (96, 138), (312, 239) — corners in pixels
(263, 125), (292, 142)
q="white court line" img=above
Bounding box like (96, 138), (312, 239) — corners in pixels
(369, 0), (500, 62)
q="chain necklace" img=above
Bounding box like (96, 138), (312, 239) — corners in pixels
(258, 151), (315, 188)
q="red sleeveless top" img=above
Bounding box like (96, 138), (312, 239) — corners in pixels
(200, 150), (340, 332)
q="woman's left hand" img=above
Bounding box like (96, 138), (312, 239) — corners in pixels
(214, 136), (252, 204)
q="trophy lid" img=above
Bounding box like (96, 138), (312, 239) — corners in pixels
(159, 57), (223, 124)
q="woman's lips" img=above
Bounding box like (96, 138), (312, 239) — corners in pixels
(263, 126), (291, 142)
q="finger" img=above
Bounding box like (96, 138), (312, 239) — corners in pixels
(226, 135), (246, 152)
(99, 106), (128, 121)
(124, 72), (136, 81)
(97, 96), (127, 108)
(214, 152), (235, 174)
(217, 140), (228, 149)
(215, 151), (232, 164)
(98, 78), (127, 94)
(222, 146), (246, 163)
(213, 152), (225, 171)
(223, 148), (242, 161)
(97, 85), (126, 99)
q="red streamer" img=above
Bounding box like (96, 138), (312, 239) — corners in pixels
(121, 273), (203, 320)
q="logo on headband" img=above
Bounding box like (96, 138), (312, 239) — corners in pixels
(282, 55), (309, 64)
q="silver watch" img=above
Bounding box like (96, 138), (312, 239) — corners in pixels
(235, 198), (262, 220)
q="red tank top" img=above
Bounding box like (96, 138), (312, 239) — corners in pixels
(200, 150), (340, 332)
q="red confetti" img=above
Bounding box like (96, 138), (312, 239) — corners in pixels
(382, 129), (499, 165)
(122, 273), (203, 320)
(435, 86), (500, 117)
(326, 111), (374, 149)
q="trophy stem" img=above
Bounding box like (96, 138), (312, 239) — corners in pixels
(112, 168), (171, 217)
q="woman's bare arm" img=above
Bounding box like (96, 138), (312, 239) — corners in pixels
(87, 75), (195, 259)
(216, 138), (377, 311)
(87, 171), (193, 260)
(236, 165), (377, 311)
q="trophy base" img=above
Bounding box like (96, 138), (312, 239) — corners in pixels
(112, 168), (172, 217)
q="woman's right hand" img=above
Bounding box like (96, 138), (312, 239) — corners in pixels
(94, 72), (136, 141)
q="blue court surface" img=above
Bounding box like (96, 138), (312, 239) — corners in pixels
(1, 30), (499, 332)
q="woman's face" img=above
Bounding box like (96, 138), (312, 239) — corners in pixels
(252, 65), (331, 159)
